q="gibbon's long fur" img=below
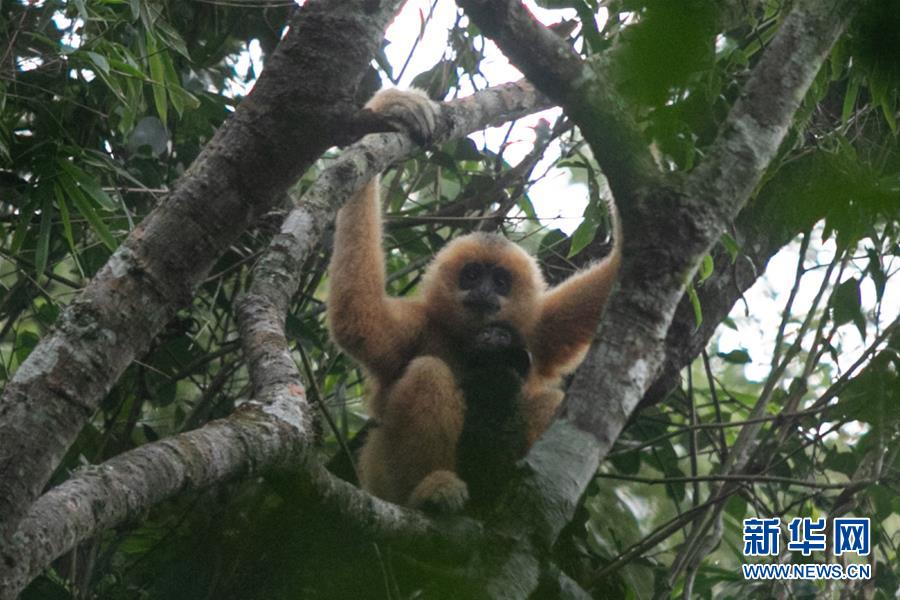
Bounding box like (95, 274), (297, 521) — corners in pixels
(327, 89), (621, 512)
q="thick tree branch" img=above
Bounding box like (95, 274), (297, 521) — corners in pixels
(457, 0), (658, 199)
(460, 0), (859, 594)
(0, 0), (408, 544)
(685, 0), (859, 230)
(0, 384), (480, 598)
(0, 81), (550, 597)
(646, 10), (868, 571)
(642, 169), (837, 406)
(0, 388), (305, 599)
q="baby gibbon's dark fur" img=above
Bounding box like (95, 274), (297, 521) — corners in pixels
(327, 89), (620, 512)
(456, 321), (530, 512)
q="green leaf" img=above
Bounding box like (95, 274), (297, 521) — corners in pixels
(824, 448), (857, 476)
(718, 349), (751, 364)
(53, 185), (76, 251)
(686, 282), (702, 329)
(866, 248), (886, 301)
(644, 441), (686, 503)
(10, 198), (33, 254)
(829, 38), (848, 81)
(697, 253), (714, 283)
(142, 423), (160, 442)
(35, 301), (60, 327)
(86, 51), (111, 76)
(53, 184), (83, 275)
(108, 57), (146, 79)
(154, 20), (191, 61)
(162, 51), (199, 116)
(831, 277), (865, 338)
(450, 138), (481, 161)
(869, 485), (894, 521)
(61, 173), (118, 251)
(534, 0), (581, 7)
(829, 353), (899, 427)
(93, 70), (126, 102)
(428, 149), (457, 171)
(720, 232), (740, 262)
(538, 229), (567, 261)
(609, 450), (641, 475)
(841, 77), (859, 125)
(724, 495), (747, 522)
(72, 0), (88, 21)
(517, 194), (537, 221)
(568, 183), (604, 258)
(59, 161), (117, 210)
(36, 189), (53, 276)
(880, 94), (897, 133)
(14, 331), (40, 365)
(567, 217), (598, 258)
(120, 77), (142, 134)
(146, 32), (168, 126)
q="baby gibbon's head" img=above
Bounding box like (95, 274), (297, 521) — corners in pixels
(421, 232), (546, 338)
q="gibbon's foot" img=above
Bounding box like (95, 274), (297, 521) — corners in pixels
(408, 470), (469, 514)
(365, 88), (439, 145)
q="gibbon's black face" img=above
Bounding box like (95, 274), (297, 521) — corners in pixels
(422, 233), (543, 337)
(458, 261), (512, 315)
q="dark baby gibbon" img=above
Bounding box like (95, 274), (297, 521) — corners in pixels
(327, 89), (620, 513)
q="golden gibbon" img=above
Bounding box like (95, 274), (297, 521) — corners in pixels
(327, 89), (620, 512)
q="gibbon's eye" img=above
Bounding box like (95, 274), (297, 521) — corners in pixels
(492, 267), (511, 296)
(459, 262), (484, 290)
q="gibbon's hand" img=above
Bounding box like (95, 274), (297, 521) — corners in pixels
(466, 321), (532, 379)
(364, 88), (439, 146)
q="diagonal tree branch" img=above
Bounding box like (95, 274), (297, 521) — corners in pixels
(457, 0), (658, 200)
(0, 0), (406, 544)
(459, 0), (860, 595)
(643, 165), (847, 407)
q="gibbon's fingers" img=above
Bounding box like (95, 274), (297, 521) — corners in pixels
(364, 88), (439, 145)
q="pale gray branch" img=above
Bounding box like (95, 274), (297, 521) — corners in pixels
(0, 391), (306, 599)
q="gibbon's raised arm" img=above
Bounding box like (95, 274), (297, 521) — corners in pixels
(532, 229), (621, 378)
(328, 90), (440, 383)
(327, 179), (424, 382)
